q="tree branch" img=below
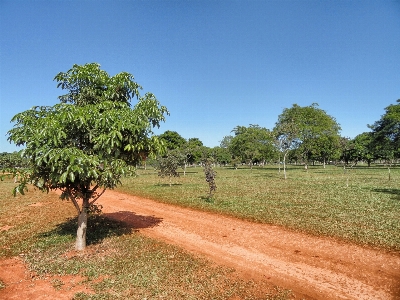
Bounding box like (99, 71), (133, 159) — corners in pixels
(91, 184), (99, 193)
(65, 188), (81, 214)
(89, 188), (106, 206)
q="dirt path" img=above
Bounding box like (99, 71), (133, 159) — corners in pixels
(1, 189), (399, 299)
(97, 190), (400, 300)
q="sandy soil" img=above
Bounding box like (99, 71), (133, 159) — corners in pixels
(1, 189), (399, 299)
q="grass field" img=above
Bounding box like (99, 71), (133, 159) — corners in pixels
(0, 178), (291, 299)
(118, 164), (400, 252)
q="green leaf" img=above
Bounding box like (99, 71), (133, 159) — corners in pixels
(69, 172), (75, 182)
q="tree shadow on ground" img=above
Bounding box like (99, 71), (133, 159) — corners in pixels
(39, 212), (163, 246)
(155, 183), (183, 187)
(177, 171), (199, 174)
(252, 173), (279, 178)
(372, 188), (400, 200)
(199, 195), (214, 203)
(104, 211), (163, 231)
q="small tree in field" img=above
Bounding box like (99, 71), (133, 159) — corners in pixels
(274, 120), (299, 180)
(155, 150), (185, 186)
(7, 63), (168, 250)
(203, 158), (216, 198)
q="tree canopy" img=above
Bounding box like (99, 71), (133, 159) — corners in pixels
(7, 63), (169, 250)
(158, 130), (187, 151)
(274, 104), (341, 166)
(273, 103), (341, 177)
(229, 125), (275, 167)
(350, 132), (375, 166)
(369, 99), (400, 162)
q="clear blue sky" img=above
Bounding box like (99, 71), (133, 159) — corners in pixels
(1, 0), (400, 152)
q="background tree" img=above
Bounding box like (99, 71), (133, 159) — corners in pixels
(210, 146), (232, 166)
(154, 149), (185, 186)
(229, 125), (275, 169)
(274, 103), (341, 172)
(308, 134), (341, 168)
(0, 151), (29, 170)
(0, 151), (30, 183)
(7, 63), (168, 250)
(298, 104), (341, 169)
(219, 135), (233, 149)
(351, 132), (375, 167)
(339, 137), (355, 166)
(186, 138), (207, 165)
(158, 130), (187, 150)
(369, 100), (400, 160)
(368, 100), (400, 179)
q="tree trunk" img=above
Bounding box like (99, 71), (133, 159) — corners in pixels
(278, 154), (281, 173)
(283, 151), (288, 180)
(75, 198), (89, 251)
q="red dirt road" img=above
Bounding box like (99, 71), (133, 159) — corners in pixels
(98, 190), (400, 300)
(0, 258), (92, 300)
(1, 189), (399, 299)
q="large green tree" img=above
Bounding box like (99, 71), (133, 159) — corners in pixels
(274, 103), (341, 173)
(7, 63), (168, 250)
(308, 134), (341, 167)
(351, 132), (375, 167)
(210, 146), (231, 166)
(229, 125), (275, 168)
(158, 130), (187, 150)
(369, 100), (400, 162)
(186, 138), (207, 165)
(219, 135), (233, 149)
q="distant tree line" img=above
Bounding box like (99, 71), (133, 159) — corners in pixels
(0, 151), (29, 170)
(149, 101), (400, 177)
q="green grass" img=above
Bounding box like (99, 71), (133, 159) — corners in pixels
(0, 179), (77, 257)
(118, 164), (400, 252)
(0, 178), (291, 299)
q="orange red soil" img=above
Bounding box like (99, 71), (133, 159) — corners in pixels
(1, 189), (399, 299)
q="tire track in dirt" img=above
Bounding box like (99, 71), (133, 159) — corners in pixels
(97, 190), (400, 300)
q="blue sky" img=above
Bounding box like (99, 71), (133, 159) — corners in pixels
(1, 0), (400, 152)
